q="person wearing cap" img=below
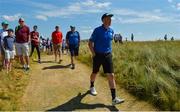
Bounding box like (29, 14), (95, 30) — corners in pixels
(3, 29), (16, 73)
(30, 25), (41, 63)
(51, 26), (63, 63)
(88, 13), (125, 105)
(15, 18), (30, 70)
(0, 21), (9, 69)
(66, 26), (80, 69)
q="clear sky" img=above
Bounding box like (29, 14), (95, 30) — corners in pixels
(0, 0), (180, 41)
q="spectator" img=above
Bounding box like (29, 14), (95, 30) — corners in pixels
(30, 25), (41, 63)
(164, 34), (167, 41)
(171, 37), (174, 41)
(62, 39), (66, 54)
(15, 18), (30, 71)
(3, 29), (16, 73)
(66, 26), (80, 69)
(131, 33), (134, 42)
(52, 26), (63, 63)
(46, 38), (51, 54)
(114, 34), (123, 44)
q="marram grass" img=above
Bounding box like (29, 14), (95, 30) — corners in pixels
(78, 41), (180, 110)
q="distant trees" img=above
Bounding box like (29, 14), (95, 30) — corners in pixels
(131, 33), (134, 42)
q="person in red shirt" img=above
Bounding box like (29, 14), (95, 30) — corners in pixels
(15, 18), (30, 70)
(30, 25), (41, 63)
(51, 26), (63, 63)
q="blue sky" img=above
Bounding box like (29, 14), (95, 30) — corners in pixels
(0, 0), (180, 41)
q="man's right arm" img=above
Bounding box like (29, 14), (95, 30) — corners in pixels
(88, 40), (95, 57)
(89, 29), (96, 57)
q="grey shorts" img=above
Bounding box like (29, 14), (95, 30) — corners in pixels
(15, 43), (30, 56)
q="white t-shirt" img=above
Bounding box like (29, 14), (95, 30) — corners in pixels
(0, 29), (8, 46)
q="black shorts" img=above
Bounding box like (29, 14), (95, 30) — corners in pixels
(92, 52), (114, 74)
(69, 44), (79, 56)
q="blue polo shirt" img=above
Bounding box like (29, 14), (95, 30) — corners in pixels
(66, 31), (80, 46)
(3, 36), (16, 51)
(89, 25), (114, 53)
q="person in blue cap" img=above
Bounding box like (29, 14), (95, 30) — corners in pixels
(0, 21), (9, 69)
(88, 13), (125, 105)
(66, 26), (80, 69)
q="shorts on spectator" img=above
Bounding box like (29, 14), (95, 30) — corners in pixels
(69, 44), (79, 56)
(5, 50), (16, 61)
(15, 43), (29, 56)
(53, 43), (62, 52)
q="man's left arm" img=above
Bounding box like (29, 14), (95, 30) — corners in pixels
(27, 27), (31, 43)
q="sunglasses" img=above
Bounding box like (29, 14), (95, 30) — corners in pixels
(19, 21), (24, 23)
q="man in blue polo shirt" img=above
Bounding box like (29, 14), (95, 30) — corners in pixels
(66, 26), (80, 69)
(88, 13), (125, 105)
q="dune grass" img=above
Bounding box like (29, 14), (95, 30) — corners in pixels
(77, 41), (180, 110)
(0, 49), (41, 110)
(0, 59), (29, 110)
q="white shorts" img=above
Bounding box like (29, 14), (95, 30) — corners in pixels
(15, 43), (29, 56)
(5, 50), (16, 61)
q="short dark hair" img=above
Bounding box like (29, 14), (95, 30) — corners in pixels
(8, 28), (14, 32)
(34, 25), (38, 28)
(55, 26), (59, 29)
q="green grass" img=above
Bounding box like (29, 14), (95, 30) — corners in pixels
(0, 59), (29, 110)
(0, 49), (41, 110)
(78, 41), (180, 110)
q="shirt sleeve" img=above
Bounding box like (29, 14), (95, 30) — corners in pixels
(89, 29), (97, 42)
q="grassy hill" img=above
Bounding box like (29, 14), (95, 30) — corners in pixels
(77, 41), (180, 110)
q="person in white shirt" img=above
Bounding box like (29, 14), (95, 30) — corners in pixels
(0, 21), (9, 69)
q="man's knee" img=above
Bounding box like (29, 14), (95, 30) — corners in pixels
(107, 73), (115, 80)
